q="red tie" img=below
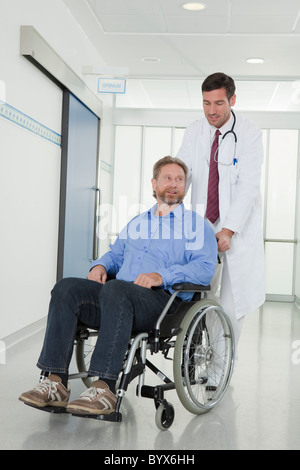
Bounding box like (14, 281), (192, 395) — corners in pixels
(206, 130), (221, 224)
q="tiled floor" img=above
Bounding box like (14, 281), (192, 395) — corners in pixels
(1, 301), (300, 450)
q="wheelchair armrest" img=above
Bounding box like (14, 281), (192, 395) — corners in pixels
(171, 282), (211, 292)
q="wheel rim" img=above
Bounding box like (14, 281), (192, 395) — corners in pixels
(174, 301), (235, 414)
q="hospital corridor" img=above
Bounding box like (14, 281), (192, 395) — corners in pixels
(1, 301), (300, 450)
(1, 0), (300, 452)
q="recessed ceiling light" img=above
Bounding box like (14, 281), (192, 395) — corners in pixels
(141, 57), (161, 63)
(246, 58), (265, 64)
(182, 2), (207, 11)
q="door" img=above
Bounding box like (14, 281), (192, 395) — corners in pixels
(57, 91), (100, 279)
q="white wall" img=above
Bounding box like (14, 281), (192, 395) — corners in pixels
(0, 0), (113, 340)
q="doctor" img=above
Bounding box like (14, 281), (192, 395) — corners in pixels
(177, 72), (265, 345)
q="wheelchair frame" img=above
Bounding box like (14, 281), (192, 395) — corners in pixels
(68, 282), (235, 430)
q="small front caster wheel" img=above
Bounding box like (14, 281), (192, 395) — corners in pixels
(155, 402), (175, 431)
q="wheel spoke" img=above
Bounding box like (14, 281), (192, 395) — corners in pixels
(174, 301), (234, 414)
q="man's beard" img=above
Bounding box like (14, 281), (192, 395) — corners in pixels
(159, 190), (183, 206)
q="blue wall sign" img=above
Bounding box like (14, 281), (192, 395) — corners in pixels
(97, 78), (126, 94)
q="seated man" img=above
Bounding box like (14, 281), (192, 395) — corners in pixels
(19, 156), (217, 416)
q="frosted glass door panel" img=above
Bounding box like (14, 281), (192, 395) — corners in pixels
(261, 130), (267, 221)
(173, 128), (185, 155)
(62, 94), (99, 279)
(266, 130), (298, 239)
(113, 126), (142, 229)
(142, 127), (172, 208)
(174, 127), (191, 205)
(265, 242), (294, 295)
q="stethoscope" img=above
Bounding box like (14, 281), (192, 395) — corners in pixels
(210, 110), (238, 166)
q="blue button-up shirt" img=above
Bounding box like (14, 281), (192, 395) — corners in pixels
(91, 203), (217, 300)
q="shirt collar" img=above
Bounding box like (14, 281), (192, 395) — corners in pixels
(209, 111), (234, 138)
(149, 202), (185, 219)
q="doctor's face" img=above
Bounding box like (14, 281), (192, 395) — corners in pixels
(202, 87), (236, 129)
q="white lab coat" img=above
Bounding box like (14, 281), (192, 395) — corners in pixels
(177, 111), (265, 319)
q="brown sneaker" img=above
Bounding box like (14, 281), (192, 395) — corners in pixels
(67, 380), (117, 415)
(19, 374), (70, 409)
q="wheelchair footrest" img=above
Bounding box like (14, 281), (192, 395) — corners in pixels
(70, 411), (122, 422)
(24, 402), (67, 414)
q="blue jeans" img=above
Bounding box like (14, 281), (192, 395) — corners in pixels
(37, 278), (180, 381)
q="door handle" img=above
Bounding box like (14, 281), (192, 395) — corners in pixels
(93, 186), (101, 260)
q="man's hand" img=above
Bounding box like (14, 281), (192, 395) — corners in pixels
(134, 272), (163, 289)
(87, 265), (107, 284)
(216, 228), (234, 252)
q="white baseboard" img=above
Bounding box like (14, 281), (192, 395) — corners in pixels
(1, 317), (47, 351)
(265, 294), (295, 302)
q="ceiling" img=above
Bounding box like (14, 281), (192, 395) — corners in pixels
(63, 0), (300, 111)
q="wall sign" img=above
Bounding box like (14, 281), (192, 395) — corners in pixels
(97, 78), (126, 94)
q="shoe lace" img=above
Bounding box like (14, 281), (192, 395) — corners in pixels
(33, 379), (59, 397)
(79, 386), (105, 401)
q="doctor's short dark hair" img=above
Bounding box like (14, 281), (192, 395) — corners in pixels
(152, 156), (188, 181)
(202, 72), (236, 101)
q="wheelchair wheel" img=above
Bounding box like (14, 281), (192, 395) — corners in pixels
(155, 401), (175, 431)
(173, 299), (234, 415)
(75, 328), (98, 388)
(75, 328), (133, 389)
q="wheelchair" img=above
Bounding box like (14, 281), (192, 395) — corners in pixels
(68, 282), (235, 431)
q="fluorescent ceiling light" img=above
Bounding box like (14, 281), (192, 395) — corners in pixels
(182, 2), (207, 11)
(246, 58), (265, 64)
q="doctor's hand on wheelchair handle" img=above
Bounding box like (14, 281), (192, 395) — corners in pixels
(216, 228), (234, 252)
